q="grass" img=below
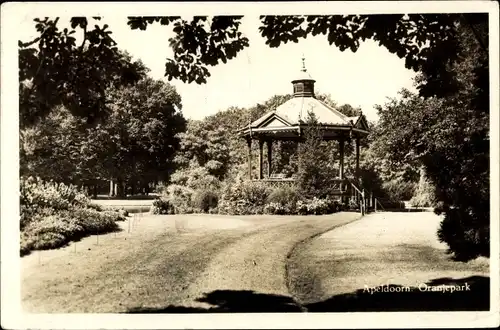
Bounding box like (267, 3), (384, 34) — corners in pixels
(287, 211), (489, 311)
(21, 213), (361, 313)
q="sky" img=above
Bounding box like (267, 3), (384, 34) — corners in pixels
(18, 15), (418, 122)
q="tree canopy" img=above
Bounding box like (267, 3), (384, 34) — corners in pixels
(21, 76), (187, 197)
(19, 17), (148, 126)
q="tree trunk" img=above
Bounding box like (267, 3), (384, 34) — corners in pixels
(131, 181), (136, 196)
(116, 180), (126, 198)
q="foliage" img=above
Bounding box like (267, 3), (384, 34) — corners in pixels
(437, 208), (490, 262)
(159, 184), (196, 214)
(295, 198), (341, 215)
(192, 189), (219, 213)
(19, 17), (148, 126)
(20, 176), (124, 255)
(151, 198), (175, 215)
(20, 176), (90, 229)
(127, 16), (249, 84)
(266, 185), (300, 212)
(174, 121), (230, 180)
(20, 77), (187, 195)
(218, 180), (272, 215)
(296, 111), (336, 198)
(409, 168), (437, 207)
(374, 14), (489, 260)
(100, 77), (187, 194)
(121, 14), (483, 101)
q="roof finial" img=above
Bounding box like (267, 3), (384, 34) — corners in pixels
(301, 54), (306, 72)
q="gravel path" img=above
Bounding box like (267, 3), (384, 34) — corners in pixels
(22, 212), (360, 313)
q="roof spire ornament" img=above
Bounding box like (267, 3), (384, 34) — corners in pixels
(292, 54), (316, 98)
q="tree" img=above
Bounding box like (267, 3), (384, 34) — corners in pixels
(21, 78), (187, 198)
(102, 77), (187, 196)
(296, 111), (336, 198)
(19, 17), (148, 126)
(375, 85), (488, 260)
(20, 106), (84, 183)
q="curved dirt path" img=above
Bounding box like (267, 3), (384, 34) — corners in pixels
(22, 213), (360, 313)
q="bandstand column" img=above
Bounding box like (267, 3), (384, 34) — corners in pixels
(339, 138), (345, 180)
(258, 139), (264, 180)
(246, 138), (253, 180)
(267, 140), (273, 177)
(355, 137), (360, 178)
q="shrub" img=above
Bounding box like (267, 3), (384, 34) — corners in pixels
(325, 199), (342, 213)
(192, 189), (219, 213)
(266, 185), (299, 214)
(218, 180), (271, 215)
(162, 184), (195, 214)
(296, 200), (309, 215)
(20, 207), (122, 255)
(264, 202), (287, 215)
(382, 178), (416, 201)
(348, 198), (359, 210)
(437, 207), (490, 261)
(151, 198), (174, 215)
(306, 197), (330, 215)
(20, 176), (123, 255)
(295, 197), (340, 215)
(409, 174), (437, 207)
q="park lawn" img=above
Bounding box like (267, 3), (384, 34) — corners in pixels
(288, 211), (489, 310)
(21, 214), (257, 313)
(22, 213), (359, 313)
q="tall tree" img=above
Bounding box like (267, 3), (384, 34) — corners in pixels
(102, 77), (187, 196)
(19, 17), (147, 126)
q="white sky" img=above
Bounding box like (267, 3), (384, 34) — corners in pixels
(19, 15), (418, 121)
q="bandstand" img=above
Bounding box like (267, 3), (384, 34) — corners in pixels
(238, 58), (371, 206)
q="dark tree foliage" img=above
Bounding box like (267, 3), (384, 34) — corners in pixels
(127, 16), (249, 84)
(295, 111), (336, 199)
(126, 14), (484, 99)
(19, 17), (148, 126)
(375, 13), (489, 260)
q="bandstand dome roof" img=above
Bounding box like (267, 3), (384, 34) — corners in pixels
(239, 57), (370, 139)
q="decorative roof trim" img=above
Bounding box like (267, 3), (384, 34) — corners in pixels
(239, 123), (370, 136)
(258, 112), (293, 128)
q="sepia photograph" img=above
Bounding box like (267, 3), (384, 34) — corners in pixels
(1, 1), (499, 329)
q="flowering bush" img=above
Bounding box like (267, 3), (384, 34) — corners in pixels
(155, 184), (196, 214)
(266, 185), (299, 214)
(20, 176), (124, 255)
(264, 202), (288, 215)
(306, 197), (330, 215)
(296, 197), (341, 215)
(218, 180), (271, 215)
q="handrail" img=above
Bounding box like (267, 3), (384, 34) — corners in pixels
(375, 198), (385, 211)
(349, 180), (363, 195)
